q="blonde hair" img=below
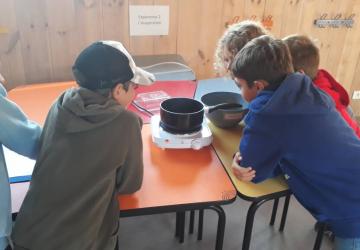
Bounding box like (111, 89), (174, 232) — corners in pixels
(282, 34), (320, 79)
(214, 20), (269, 75)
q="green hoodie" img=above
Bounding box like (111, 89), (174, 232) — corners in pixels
(12, 87), (143, 250)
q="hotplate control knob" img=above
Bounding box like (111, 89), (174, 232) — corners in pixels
(191, 139), (202, 150)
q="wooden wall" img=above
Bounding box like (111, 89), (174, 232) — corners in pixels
(1, 0), (360, 114)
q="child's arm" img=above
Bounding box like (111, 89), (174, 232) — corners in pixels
(0, 88), (41, 159)
(116, 116), (144, 194)
(231, 152), (256, 181)
(239, 124), (282, 183)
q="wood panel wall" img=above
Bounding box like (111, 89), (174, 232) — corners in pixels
(1, 0), (360, 114)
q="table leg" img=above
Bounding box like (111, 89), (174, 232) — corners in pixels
(175, 212), (180, 237)
(189, 210), (195, 234)
(178, 211), (185, 243)
(242, 199), (269, 250)
(269, 198), (279, 226)
(313, 222), (325, 250)
(279, 194), (291, 232)
(207, 205), (226, 250)
(175, 211), (186, 243)
(197, 209), (204, 241)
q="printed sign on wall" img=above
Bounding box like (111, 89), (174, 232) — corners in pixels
(129, 5), (169, 36)
(314, 13), (355, 28)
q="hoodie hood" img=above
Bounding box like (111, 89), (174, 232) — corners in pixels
(55, 87), (124, 133)
(314, 69), (350, 107)
(314, 69), (360, 138)
(248, 73), (334, 115)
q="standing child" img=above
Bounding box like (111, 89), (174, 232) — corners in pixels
(214, 20), (269, 75)
(283, 34), (360, 137)
(0, 73), (41, 250)
(11, 41), (155, 250)
(231, 35), (360, 250)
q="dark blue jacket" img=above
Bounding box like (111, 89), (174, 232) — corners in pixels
(240, 73), (360, 238)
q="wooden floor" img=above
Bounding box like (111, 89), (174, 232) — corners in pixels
(118, 197), (333, 250)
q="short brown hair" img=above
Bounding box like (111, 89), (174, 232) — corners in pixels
(283, 35), (319, 79)
(231, 35), (294, 90)
(214, 20), (268, 74)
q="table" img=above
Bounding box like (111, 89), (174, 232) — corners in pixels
(195, 78), (291, 250)
(8, 81), (236, 250)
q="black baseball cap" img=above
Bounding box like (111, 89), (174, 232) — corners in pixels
(72, 41), (155, 90)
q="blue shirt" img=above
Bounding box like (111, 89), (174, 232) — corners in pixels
(240, 73), (360, 238)
(0, 83), (41, 249)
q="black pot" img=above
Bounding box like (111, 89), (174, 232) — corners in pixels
(201, 92), (248, 128)
(160, 98), (204, 134)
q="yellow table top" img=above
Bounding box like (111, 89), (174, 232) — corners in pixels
(209, 122), (289, 200)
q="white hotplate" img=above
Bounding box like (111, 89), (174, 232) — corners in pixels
(150, 115), (213, 150)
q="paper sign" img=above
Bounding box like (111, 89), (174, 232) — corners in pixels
(129, 5), (169, 36)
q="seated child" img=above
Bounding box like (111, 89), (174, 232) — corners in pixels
(0, 73), (41, 250)
(11, 41), (155, 250)
(214, 20), (269, 75)
(283, 34), (360, 137)
(231, 35), (360, 250)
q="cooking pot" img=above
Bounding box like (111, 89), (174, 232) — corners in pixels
(201, 92), (248, 128)
(160, 98), (204, 134)
(160, 97), (244, 134)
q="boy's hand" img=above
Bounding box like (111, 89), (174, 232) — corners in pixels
(231, 152), (256, 182)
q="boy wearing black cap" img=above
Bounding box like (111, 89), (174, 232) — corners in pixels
(11, 41), (155, 250)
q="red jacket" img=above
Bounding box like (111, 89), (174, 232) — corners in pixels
(313, 69), (360, 138)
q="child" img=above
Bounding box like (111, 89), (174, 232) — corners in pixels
(230, 35), (360, 249)
(214, 20), (268, 75)
(11, 41), (155, 250)
(0, 73), (41, 250)
(283, 34), (360, 137)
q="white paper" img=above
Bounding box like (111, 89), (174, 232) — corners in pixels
(3, 146), (35, 178)
(129, 5), (169, 36)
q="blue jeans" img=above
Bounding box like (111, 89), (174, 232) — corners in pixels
(336, 237), (360, 250)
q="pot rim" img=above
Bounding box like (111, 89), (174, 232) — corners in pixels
(160, 98), (204, 116)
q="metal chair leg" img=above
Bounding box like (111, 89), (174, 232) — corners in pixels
(197, 209), (204, 241)
(242, 199), (270, 250)
(189, 210), (195, 234)
(313, 222), (326, 250)
(279, 194), (291, 232)
(270, 198), (279, 226)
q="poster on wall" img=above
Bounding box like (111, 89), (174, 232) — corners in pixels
(129, 5), (169, 36)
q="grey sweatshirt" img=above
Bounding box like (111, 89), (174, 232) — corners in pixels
(12, 87), (143, 250)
